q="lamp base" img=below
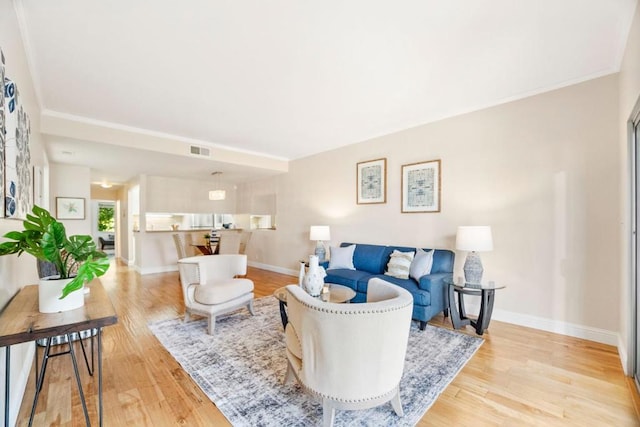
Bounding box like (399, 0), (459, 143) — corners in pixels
(315, 241), (326, 263)
(463, 251), (483, 284)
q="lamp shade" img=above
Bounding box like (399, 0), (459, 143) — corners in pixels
(208, 190), (226, 200)
(456, 226), (493, 252)
(310, 225), (331, 241)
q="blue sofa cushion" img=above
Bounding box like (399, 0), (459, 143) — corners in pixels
(341, 242), (389, 274)
(368, 274), (431, 307)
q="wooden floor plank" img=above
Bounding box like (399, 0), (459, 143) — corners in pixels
(14, 260), (640, 426)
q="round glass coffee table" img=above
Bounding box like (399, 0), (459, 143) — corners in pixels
(273, 283), (356, 328)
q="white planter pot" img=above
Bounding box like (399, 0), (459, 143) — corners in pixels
(38, 276), (84, 313)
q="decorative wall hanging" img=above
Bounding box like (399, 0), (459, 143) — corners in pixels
(2, 47), (32, 219)
(356, 158), (386, 204)
(0, 49), (5, 218)
(401, 159), (441, 213)
(56, 197), (86, 220)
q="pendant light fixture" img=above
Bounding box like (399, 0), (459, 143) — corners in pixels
(208, 171), (226, 200)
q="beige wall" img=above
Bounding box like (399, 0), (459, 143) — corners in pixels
(244, 74), (621, 344)
(618, 2), (640, 373)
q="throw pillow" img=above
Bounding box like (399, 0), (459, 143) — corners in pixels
(328, 244), (356, 270)
(410, 248), (434, 281)
(384, 250), (415, 279)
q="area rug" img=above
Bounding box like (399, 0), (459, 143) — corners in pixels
(148, 297), (483, 426)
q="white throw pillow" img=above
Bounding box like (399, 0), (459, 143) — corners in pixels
(328, 244), (356, 270)
(409, 248), (434, 281)
(384, 250), (415, 279)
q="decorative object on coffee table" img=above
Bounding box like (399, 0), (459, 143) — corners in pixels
(455, 226), (493, 284)
(309, 225), (330, 262)
(302, 254), (326, 296)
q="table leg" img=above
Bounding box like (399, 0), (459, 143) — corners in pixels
(278, 300), (288, 329)
(98, 328), (104, 427)
(448, 285), (461, 329)
(29, 338), (52, 426)
(67, 334), (91, 425)
(475, 289), (496, 335)
(4, 346), (9, 427)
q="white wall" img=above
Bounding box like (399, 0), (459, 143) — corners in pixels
(49, 164), (91, 236)
(0, 2), (47, 424)
(618, 2), (640, 374)
(242, 74), (621, 346)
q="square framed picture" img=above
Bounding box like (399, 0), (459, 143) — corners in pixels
(357, 158), (386, 204)
(56, 197), (85, 220)
(401, 159), (441, 213)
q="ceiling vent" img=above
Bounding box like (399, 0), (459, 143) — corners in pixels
(190, 145), (210, 157)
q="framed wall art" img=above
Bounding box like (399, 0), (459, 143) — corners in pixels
(56, 197), (85, 220)
(401, 159), (441, 213)
(356, 158), (386, 204)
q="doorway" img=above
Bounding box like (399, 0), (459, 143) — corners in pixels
(630, 97), (640, 391)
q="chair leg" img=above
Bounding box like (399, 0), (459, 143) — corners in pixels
(248, 299), (255, 316)
(390, 386), (404, 417)
(283, 360), (296, 385)
(322, 398), (336, 427)
(184, 310), (191, 323)
(207, 315), (216, 335)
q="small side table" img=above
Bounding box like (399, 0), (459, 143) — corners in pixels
(446, 279), (505, 335)
(273, 283), (356, 328)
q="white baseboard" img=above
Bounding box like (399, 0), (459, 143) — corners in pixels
(463, 302), (618, 346)
(138, 265), (178, 275)
(248, 261), (297, 277)
(618, 334), (630, 375)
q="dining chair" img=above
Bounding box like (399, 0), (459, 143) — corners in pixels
(219, 233), (241, 254)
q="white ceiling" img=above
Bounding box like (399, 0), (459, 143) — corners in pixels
(14, 0), (638, 184)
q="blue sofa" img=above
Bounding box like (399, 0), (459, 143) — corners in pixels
(323, 242), (455, 330)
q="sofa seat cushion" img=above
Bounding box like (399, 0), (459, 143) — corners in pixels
(324, 269), (371, 293)
(194, 279), (254, 305)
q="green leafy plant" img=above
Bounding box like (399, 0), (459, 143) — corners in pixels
(0, 205), (110, 299)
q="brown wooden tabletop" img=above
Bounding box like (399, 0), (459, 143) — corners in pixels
(0, 282), (118, 347)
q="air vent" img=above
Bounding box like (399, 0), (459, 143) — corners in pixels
(189, 145), (210, 157)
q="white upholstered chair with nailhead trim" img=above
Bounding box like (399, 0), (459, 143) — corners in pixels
(283, 277), (413, 426)
(178, 255), (255, 335)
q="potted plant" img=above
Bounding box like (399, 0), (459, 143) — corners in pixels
(0, 205), (110, 313)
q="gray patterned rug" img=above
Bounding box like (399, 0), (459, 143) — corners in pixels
(148, 297), (483, 426)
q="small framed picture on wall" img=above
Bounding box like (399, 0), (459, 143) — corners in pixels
(56, 197), (85, 220)
(356, 158), (386, 204)
(401, 159), (441, 213)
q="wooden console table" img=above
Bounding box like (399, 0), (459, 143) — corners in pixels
(0, 283), (117, 426)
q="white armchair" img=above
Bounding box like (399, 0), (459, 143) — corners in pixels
(178, 254), (255, 335)
(283, 278), (413, 426)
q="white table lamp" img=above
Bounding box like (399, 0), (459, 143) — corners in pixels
(456, 226), (493, 284)
(310, 225), (330, 262)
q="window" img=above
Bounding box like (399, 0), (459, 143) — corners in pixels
(98, 203), (115, 232)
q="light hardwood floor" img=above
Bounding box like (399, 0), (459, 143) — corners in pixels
(15, 259), (640, 426)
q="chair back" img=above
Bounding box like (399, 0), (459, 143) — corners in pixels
(173, 233), (187, 259)
(285, 278), (412, 402)
(239, 231), (252, 254)
(219, 233), (241, 254)
(178, 255), (248, 306)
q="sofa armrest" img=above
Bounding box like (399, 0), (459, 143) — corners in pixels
(417, 272), (451, 292)
(418, 272), (452, 313)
